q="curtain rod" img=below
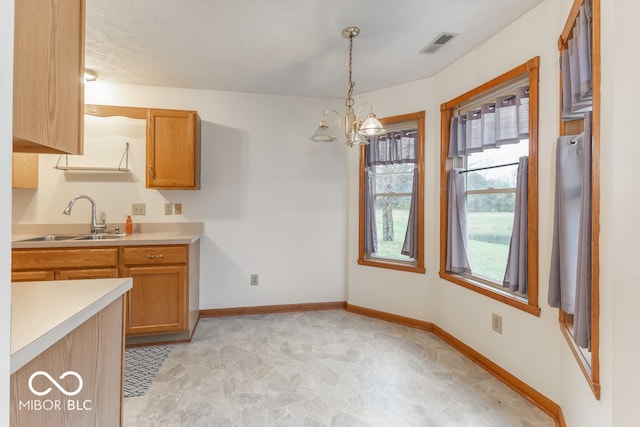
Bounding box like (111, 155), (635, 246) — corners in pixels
(458, 161), (519, 174)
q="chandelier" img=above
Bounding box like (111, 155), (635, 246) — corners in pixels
(309, 26), (386, 146)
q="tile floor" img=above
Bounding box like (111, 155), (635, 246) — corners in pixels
(124, 310), (555, 426)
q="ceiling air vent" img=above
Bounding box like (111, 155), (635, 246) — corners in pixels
(420, 32), (458, 54)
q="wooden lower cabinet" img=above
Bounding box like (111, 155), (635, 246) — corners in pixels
(123, 265), (186, 335)
(12, 241), (200, 344)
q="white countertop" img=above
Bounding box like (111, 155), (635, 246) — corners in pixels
(11, 278), (132, 374)
(11, 222), (203, 249)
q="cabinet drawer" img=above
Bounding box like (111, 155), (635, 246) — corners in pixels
(121, 246), (186, 266)
(12, 248), (118, 271)
(55, 268), (119, 281)
(12, 270), (55, 282)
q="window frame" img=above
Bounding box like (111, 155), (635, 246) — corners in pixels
(556, 0), (601, 399)
(358, 111), (426, 274)
(439, 58), (540, 316)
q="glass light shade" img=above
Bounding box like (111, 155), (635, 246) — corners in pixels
(346, 132), (368, 147)
(358, 112), (386, 136)
(309, 121), (337, 143)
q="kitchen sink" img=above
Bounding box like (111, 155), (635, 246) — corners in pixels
(75, 234), (126, 241)
(19, 234), (85, 242)
(18, 233), (126, 242)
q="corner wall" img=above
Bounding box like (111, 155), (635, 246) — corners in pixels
(347, 0), (615, 425)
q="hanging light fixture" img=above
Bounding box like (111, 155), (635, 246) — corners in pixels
(309, 26), (386, 146)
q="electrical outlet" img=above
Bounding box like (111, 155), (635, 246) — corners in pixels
(164, 202), (173, 215)
(174, 203), (182, 215)
(132, 203), (146, 215)
(492, 313), (503, 334)
(250, 274), (259, 286)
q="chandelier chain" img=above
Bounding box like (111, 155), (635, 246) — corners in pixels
(346, 34), (355, 109)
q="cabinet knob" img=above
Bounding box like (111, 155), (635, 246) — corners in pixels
(149, 165), (154, 180)
(147, 254), (164, 259)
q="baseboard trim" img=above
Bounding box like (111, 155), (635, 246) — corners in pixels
(432, 325), (566, 427)
(346, 303), (565, 427)
(199, 301), (347, 318)
(345, 303), (434, 332)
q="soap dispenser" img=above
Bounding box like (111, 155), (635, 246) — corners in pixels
(125, 215), (133, 235)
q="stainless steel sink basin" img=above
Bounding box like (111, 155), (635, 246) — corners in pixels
(74, 233), (126, 241)
(18, 233), (126, 242)
(19, 234), (85, 242)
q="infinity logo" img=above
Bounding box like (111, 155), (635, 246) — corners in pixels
(28, 371), (84, 397)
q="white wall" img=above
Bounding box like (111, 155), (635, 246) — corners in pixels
(346, 77), (438, 321)
(605, 1), (640, 426)
(347, 0), (630, 425)
(13, 84), (347, 309)
(1, 0), (13, 423)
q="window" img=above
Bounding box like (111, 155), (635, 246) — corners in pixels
(554, 0), (600, 399)
(359, 111), (425, 273)
(465, 141), (529, 285)
(440, 58), (540, 315)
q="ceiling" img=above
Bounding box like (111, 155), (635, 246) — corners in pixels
(85, 0), (545, 99)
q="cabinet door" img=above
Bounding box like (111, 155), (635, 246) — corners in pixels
(11, 270), (54, 283)
(123, 265), (187, 335)
(146, 109), (200, 189)
(56, 268), (118, 280)
(12, 153), (38, 189)
(13, 0), (85, 154)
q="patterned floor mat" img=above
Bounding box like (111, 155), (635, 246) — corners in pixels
(124, 345), (172, 398)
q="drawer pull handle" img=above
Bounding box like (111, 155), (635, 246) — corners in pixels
(147, 254), (164, 259)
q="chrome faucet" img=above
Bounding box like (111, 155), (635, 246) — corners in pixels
(63, 195), (107, 234)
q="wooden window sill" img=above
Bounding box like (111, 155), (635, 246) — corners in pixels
(439, 271), (541, 316)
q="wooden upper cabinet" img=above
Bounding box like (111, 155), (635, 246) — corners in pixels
(146, 109), (201, 190)
(12, 153), (38, 189)
(13, 0), (85, 154)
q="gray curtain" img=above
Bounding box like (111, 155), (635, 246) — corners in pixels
(561, 0), (593, 120)
(449, 86), (529, 158)
(516, 87), (530, 140)
(366, 130), (417, 165)
(446, 169), (471, 273)
(503, 156), (528, 294)
(401, 169), (419, 258)
(465, 109), (483, 153)
(365, 130), (418, 258)
(364, 169), (377, 254)
(548, 112), (592, 349)
(481, 102), (496, 149)
(495, 94), (519, 146)
(574, 113), (592, 349)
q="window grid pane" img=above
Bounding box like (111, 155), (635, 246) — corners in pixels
(370, 162), (415, 263)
